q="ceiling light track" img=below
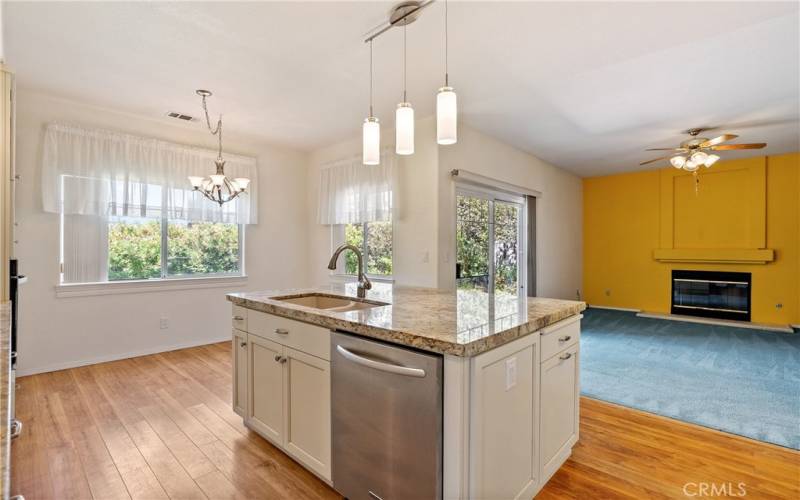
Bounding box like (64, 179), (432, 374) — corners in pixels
(363, 0), (437, 44)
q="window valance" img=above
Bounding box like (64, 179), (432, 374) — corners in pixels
(317, 150), (394, 225)
(42, 122), (259, 224)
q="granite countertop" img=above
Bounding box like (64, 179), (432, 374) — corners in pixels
(227, 283), (585, 357)
(0, 302), (10, 500)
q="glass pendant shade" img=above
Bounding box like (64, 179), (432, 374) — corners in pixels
(188, 176), (204, 188)
(437, 87), (457, 145)
(234, 178), (251, 191)
(684, 158), (699, 171)
(690, 151), (709, 164)
(363, 117), (381, 165)
(210, 174), (226, 186)
(396, 103), (415, 155)
(704, 154), (720, 167)
(670, 156), (686, 169)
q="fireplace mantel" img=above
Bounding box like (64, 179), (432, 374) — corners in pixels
(653, 248), (775, 264)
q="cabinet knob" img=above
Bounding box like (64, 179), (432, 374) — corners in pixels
(240, 341), (247, 348)
(274, 328), (289, 335)
(558, 335), (571, 342)
(233, 315), (245, 321)
(274, 354), (282, 362)
(559, 352), (573, 361)
(10, 419), (22, 439)
(280, 356), (288, 364)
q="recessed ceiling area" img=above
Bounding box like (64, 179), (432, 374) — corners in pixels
(4, 1), (799, 177)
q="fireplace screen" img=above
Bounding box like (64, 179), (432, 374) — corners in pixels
(671, 270), (751, 322)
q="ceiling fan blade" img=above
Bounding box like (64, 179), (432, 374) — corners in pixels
(639, 155), (672, 166)
(710, 143), (767, 150)
(645, 148), (687, 152)
(699, 134), (738, 148)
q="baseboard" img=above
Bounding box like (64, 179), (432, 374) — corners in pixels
(636, 312), (794, 333)
(16, 336), (231, 377)
(587, 305), (640, 313)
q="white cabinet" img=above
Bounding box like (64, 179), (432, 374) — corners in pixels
(234, 306), (332, 482)
(284, 347), (331, 480)
(248, 334), (285, 444)
(469, 332), (540, 500)
(232, 329), (248, 416)
(539, 319), (580, 484)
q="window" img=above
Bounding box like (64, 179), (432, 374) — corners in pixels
(333, 219), (393, 277)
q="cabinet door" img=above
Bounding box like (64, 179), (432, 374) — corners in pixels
(540, 344), (579, 481)
(470, 337), (539, 500)
(232, 330), (248, 416)
(284, 347), (331, 481)
(247, 334), (285, 445)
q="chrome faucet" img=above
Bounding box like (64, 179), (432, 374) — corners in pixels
(328, 244), (372, 298)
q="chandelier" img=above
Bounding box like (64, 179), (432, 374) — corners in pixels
(188, 90), (250, 205)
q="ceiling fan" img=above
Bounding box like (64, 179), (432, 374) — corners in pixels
(640, 128), (767, 171)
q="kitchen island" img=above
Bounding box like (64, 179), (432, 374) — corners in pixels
(227, 283), (585, 499)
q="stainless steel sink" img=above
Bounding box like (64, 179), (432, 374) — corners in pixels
(274, 293), (388, 313)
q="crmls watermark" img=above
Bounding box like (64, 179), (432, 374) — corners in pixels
(683, 482), (747, 497)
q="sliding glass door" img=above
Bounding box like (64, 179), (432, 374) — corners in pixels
(456, 188), (526, 298)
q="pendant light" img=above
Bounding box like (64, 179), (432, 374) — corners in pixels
(396, 23), (415, 155)
(437, 0), (457, 145)
(363, 40), (380, 165)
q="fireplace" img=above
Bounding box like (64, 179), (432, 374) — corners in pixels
(671, 270), (751, 322)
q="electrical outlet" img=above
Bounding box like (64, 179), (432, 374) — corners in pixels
(505, 357), (517, 391)
(159, 318), (169, 330)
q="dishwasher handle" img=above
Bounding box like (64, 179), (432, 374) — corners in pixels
(336, 345), (426, 378)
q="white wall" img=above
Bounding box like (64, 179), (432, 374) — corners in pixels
(306, 116), (583, 299)
(14, 89), (311, 375)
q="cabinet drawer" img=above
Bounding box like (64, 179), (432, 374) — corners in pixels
(232, 305), (248, 331)
(540, 316), (580, 362)
(249, 311), (330, 361)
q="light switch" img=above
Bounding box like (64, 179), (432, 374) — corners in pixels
(505, 357), (517, 391)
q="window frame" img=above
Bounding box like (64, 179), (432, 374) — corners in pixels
(329, 220), (394, 282)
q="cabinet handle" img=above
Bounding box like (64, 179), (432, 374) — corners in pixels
(558, 335), (571, 342)
(240, 341), (247, 348)
(233, 315), (244, 321)
(559, 352), (572, 361)
(274, 328), (289, 335)
(274, 355), (288, 364)
(280, 357), (287, 364)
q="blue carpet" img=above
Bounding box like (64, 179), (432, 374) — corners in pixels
(580, 308), (800, 449)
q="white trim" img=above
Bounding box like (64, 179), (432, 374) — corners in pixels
(16, 336), (230, 376)
(587, 305), (640, 313)
(55, 275), (248, 298)
(451, 169), (542, 198)
(636, 312), (794, 333)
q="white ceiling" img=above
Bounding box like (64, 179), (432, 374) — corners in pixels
(4, 1), (799, 176)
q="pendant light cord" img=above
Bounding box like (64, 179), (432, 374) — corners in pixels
(445, 0), (449, 86)
(369, 39), (374, 117)
(403, 22), (407, 102)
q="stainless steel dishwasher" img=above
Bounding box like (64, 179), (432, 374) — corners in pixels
(331, 331), (443, 500)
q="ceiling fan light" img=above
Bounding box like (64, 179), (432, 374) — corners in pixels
(395, 102), (415, 155)
(670, 156), (687, 169)
(684, 158), (699, 171)
(704, 154), (720, 168)
(690, 151), (709, 164)
(363, 117), (381, 165)
(437, 87), (457, 145)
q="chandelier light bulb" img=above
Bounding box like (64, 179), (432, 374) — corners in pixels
(437, 87), (457, 145)
(363, 117), (381, 165)
(670, 156), (687, 169)
(704, 154), (720, 168)
(396, 102), (415, 155)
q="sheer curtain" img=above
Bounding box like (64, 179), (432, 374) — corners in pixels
(317, 150), (394, 225)
(42, 122), (259, 224)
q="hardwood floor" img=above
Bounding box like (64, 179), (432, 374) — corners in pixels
(11, 342), (799, 499)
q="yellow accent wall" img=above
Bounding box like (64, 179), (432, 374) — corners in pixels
(583, 152), (800, 326)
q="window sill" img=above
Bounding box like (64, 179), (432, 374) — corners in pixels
(329, 273), (395, 284)
(55, 275), (248, 298)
